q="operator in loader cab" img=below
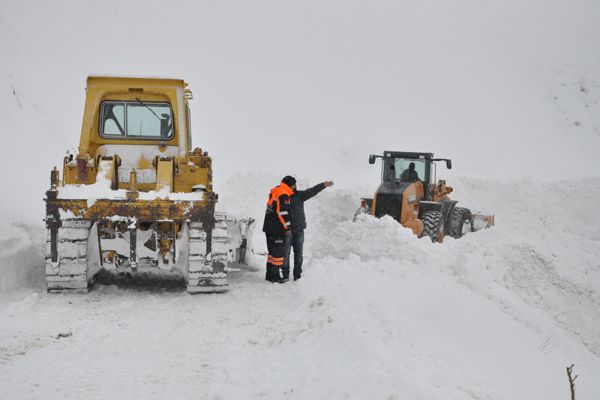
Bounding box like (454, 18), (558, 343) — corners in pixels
(283, 179), (334, 281)
(262, 176), (296, 283)
(400, 162), (420, 182)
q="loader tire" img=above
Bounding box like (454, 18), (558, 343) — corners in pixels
(447, 207), (472, 239)
(422, 211), (443, 243)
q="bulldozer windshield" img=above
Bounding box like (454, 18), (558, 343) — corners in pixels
(100, 101), (174, 139)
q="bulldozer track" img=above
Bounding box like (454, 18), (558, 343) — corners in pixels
(45, 220), (92, 293)
(187, 212), (229, 293)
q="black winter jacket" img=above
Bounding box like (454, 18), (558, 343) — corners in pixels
(290, 182), (326, 232)
(262, 183), (294, 236)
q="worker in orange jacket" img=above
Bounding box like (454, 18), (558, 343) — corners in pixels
(262, 176), (296, 283)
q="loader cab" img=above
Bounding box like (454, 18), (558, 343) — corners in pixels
(371, 151), (452, 201)
(366, 151), (453, 224)
(380, 151), (434, 200)
(383, 155), (429, 182)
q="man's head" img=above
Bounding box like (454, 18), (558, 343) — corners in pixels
(409, 162), (415, 171)
(281, 175), (297, 190)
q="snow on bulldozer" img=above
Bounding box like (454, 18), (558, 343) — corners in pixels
(44, 76), (251, 293)
(356, 151), (494, 242)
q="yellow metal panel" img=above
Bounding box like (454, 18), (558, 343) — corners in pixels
(174, 165), (211, 193)
(62, 156), (97, 185)
(138, 155), (152, 169)
(400, 181), (424, 224)
(156, 159), (174, 192)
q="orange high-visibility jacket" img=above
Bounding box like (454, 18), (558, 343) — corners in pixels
(262, 182), (294, 236)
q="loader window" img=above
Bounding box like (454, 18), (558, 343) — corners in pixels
(391, 158), (425, 182)
(100, 101), (174, 139)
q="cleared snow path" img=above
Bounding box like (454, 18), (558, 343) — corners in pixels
(0, 271), (305, 400)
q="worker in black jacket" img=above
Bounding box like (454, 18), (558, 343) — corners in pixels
(283, 180), (334, 281)
(262, 176), (296, 283)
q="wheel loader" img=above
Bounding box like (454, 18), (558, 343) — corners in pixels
(44, 76), (251, 293)
(356, 151), (494, 242)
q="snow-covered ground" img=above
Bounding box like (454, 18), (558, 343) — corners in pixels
(2, 0), (600, 398)
(1, 175), (599, 399)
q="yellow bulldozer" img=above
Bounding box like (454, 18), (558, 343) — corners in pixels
(44, 76), (249, 293)
(357, 151), (494, 241)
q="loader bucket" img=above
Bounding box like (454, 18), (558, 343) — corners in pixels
(472, 212), (495, 231)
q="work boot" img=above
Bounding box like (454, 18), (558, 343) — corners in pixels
(273, 266), (287, 283)
(266, 266), (286, 283)
(265, 266), (275, 282)
(293, 268), (302, 281)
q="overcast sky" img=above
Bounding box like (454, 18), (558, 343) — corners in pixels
(1, 0), (599, 222)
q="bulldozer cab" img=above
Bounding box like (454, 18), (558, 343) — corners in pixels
(77, 76), (194, 159)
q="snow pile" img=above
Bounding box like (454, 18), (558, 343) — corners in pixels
(305, 178), (600, 356)
(219, 174), (600, 398)
(218, 174), (600, 366)
(0, 175), (599, 399)
(213, 174), (600, 398)
(0, 222), (44, 294)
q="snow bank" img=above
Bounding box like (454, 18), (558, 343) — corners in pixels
(1, 175), (599, 400)
(0, 222), (44, 294)
(310, 178), (600, 355)
(221, 174), (600, 360)
(210, 176), (600, 399)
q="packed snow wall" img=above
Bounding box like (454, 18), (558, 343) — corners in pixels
(0, 222), (44, 293)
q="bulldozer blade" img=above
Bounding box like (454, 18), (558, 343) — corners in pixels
(472, 213), (495, 231)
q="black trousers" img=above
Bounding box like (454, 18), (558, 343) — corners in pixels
(283, 230), (304, 279)
(265, 234), (286, 280)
